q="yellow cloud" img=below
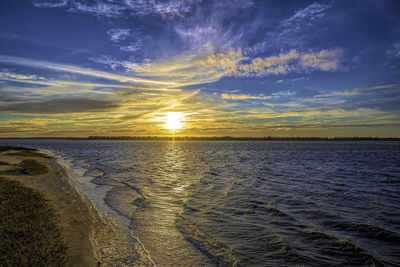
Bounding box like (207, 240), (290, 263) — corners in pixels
(0, 72), (45, 80)
(127, 48), (343, 87)
(312, 84), (400, 98)
(0, 55), (175, 85)
(301, 49), (343, 71)
(221, 93), (270, 100)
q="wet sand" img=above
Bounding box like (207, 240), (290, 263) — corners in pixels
(0, 147), (108, 266)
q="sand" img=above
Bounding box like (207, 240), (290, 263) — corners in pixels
(0, 147), (107, 266)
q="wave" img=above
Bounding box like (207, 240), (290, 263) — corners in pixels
(42, 150), (155, 266)
(322, 220), (400, 244)
(104, 183), (149, 221)
(297, 229), (384, 266)
(176, 215), (242, 266)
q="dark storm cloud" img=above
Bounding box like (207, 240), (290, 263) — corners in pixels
(0, 98), (120, 114)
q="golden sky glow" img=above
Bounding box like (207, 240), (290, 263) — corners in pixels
(0, 1), (399, 137)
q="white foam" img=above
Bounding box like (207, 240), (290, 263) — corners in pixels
(38, 148), (155, 266)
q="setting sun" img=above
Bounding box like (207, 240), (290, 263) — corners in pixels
(165, 112), (184, 130)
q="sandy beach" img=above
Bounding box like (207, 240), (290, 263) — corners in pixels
(0, 146), (108, 266)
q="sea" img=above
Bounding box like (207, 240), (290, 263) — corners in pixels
(1, 139), (399, 266)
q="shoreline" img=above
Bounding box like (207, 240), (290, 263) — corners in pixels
(1, 137), (399, 141)
(0, 146), (111, 266)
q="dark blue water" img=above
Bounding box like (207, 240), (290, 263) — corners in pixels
(1, 139), (399, 266)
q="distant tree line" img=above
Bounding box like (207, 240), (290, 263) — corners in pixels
(86, 136), (400, 141)
(2, 136), (399, 141)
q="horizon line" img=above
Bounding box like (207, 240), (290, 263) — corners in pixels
(1, 136), (399, 140)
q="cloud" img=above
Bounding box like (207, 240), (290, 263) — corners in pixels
(284, 2), (331, 26)
(32, 0), (255, 54)
(175, 25), (223, 50)
(313, 84), (400, 98)
(120, 43), (142, 52)
(0, 98), (120, 114)
(31, 0), (199, 18)
(386, 41), (400, 64)
(246, 123), (400, 129)
(32, 0), (68, 8)
(106, 27), (143, 54)
(171, 0), (254, 51)
(32, 0), (125, 17)
(0, 71), (130, 98)
(87, 55), (127, 70)
(238, 49), (343, 75)
(220, 91), (296, 101)
(267, 2), (333, 50)
(270, 91), (296, 98)
(0, 71), (45, 81)
(301, 49), (343, 71)
(0, 55), (175, 85)
(127, 47), (343, 86)
(107, 29), (130, 42)
(73, 2), (124, 17)
(280, 2), (332, 38)
(221, 93), (269, 100)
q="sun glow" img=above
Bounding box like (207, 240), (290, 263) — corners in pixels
(165, 112), (184, 130)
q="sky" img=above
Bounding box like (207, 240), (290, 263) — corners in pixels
(0, 0), (400, 137)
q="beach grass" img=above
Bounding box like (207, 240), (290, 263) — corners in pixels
(19, 159), (49, 175)
(0, 146), (38, 153)
(0, 176), (67, 266)
(0, 159), (48, 176)
(0, 146), (52, 159)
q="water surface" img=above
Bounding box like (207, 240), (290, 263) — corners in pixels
(1, 140), (399, 266)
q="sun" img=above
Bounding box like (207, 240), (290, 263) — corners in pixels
(165, 112), (184, 130)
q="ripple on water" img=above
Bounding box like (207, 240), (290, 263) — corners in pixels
(0, 140), (399, 266)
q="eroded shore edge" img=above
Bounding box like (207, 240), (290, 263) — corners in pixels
(0, 146), (118, 266)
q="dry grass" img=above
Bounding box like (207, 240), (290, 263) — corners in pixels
(0, 146), (52, 159)
(0, 159), (48, 176)
(0, 176), (67, 266)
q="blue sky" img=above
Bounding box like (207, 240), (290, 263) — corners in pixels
(1, 0), (400, 137)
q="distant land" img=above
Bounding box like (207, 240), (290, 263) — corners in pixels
(1, 136), (399, 141)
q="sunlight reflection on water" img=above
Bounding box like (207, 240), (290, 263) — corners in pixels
(1, 139), (399, 266)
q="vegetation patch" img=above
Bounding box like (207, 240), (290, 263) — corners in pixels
(19, 159), (49, 175)
(0, 146), (52, 159)
(0, 146), (38, 153)
(0, 168), (22, 175)
(0, 159), (48, 176)
(0, 176), (67, 266)
(4, 151), (52, 159)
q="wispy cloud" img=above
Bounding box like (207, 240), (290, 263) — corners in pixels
(107, 29), (130, 42)
(221, 91), (295, 101)
(33, 0), (124, 17)
(87, 55), (127, 70)
(0, 71), (45, 81)
(237, 49), (343, 75)
(120, 43), (142, 53)
(32, 0), (200, 19)
(0, 55), (175, 85)
(312, 84), (400, 98)
(3, 1), (398, 137)
(221, 93), (269, 100)
(0, 98), (120, 114)
(268, 2), (333, 50)
(283, 2), (332, 27)
(32, 0), (68, 8)
(127, 48), (344, 86)
(386, 41), (400, 64)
